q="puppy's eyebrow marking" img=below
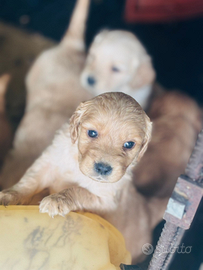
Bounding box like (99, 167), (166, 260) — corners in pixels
(82, 124), (97, 130)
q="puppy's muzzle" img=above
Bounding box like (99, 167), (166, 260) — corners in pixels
(87, 76), (96, 86)
(94, 162), (112, 176)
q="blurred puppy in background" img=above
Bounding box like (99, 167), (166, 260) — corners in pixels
(81, 30), (156, 109)
(81, 28), (202, 227)
(0, 0), (92, 190)
(0, 92), (153, 263)
(0, 74), (12, 170)
(134, 91), (202, 198)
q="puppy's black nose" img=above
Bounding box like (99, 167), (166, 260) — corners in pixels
(87, 76), (96, 86)
(94, 162), (113, 176)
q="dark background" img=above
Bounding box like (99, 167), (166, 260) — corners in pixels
(0, 0), (203, 104)
(0, 0), (203, 269)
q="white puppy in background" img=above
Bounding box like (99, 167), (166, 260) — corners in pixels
(81, 30), (156, 109)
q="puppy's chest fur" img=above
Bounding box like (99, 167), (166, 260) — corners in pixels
(43, 124), (131, 211)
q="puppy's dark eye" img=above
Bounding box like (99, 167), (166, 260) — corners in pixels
(123, 141), (135, 149)
(112, 66), (120, 72)
(88, 130), (98, 138)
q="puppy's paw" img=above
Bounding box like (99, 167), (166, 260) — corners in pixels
(0, 190), (21, 206)
(39, 194), (70, 218)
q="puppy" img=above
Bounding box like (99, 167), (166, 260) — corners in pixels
(0, 74), (12, 170)
(0, 92), (153, 263)
(0, 0), (92, 189)
(133, 91), (202, 200)
(81, 30), (156, 109)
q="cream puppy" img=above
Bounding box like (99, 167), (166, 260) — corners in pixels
(81, 30), (156, 109)
(0, 0), (92, 189)
(0, 92), (153, 263)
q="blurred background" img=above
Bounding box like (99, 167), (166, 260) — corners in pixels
(0, 0), (203, 269)
(0, 0), (203, 127)
(1, 0), (203, 101)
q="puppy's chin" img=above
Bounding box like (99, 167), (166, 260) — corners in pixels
(89, 175), (110, 183)
(89, 174), (123, 183)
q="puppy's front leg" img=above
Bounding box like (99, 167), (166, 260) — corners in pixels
(0, 157), (53, 206)
(39, 187), (101, 218)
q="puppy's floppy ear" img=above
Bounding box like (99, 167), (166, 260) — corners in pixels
(69, 102), (85, 144)
(130, 58), (156, 89)
(137, 117), (152, 162)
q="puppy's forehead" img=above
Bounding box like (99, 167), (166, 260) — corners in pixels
(81, 99), (146, 141)
(81, 92), (146, 122)
(92, 42), (131, 60)
(82, 114), (145, 147)
(91, 32), (146, 59)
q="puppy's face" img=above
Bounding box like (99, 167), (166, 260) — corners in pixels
(81, 30), (155, 96)
(70, 92), (152, 183)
